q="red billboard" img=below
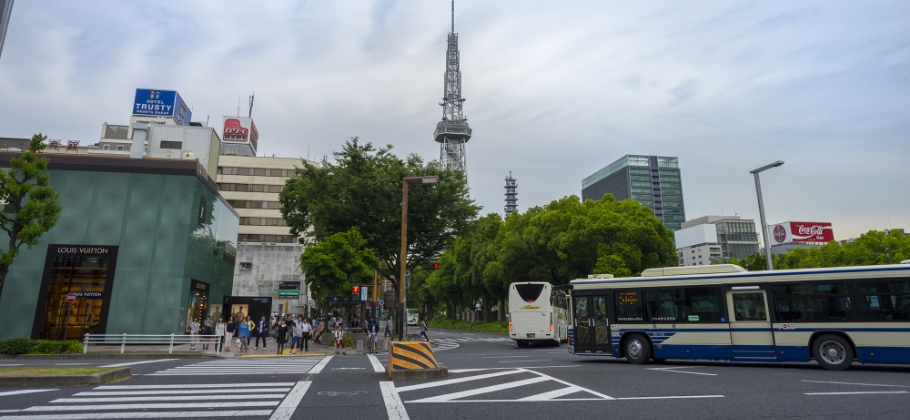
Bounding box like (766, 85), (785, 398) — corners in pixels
(770, 222), (834, 244)
(222, 116), (259, 154)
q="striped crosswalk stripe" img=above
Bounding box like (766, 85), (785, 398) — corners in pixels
(146, 357), (325, 376)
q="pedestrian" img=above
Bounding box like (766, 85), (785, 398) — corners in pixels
(384, 318), (392, 338)
(420, 320), (429, 342)
(276, 319), (289, 355)
(368, 320), (380, 353)
(225, 316), (236, 352)
(299, 316), (311, 352)
(290, 318), (301, 354)
(237, 316), (250, 352)
(190, 318), (200, 350)
(314, 318), (326, 344)
(334, 324), (347, 355)
(202, 315), (213, 350)
(247, 317), (256, 348)
(255, 315), (269, 350)
(215, 317), (226, 351)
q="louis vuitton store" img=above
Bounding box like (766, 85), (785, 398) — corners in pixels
(0, 153), (239, 340)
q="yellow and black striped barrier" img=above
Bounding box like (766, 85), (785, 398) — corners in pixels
(386, 341), (447, 380)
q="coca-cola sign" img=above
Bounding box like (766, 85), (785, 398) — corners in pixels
(769, 221), (834, 244)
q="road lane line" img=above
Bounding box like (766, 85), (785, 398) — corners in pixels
(448, 365), (579, 372)
(648, 366), (705, 370)
(521, 369), (615, 400)
(616, 395), (724, 400)
(54, 363), (91, 366)
(380, 382), (409, 420)
(99, 359), (176, 368)
(368, 354), (385, 373)
(660, 370), (717, 376)
(396, 370), (524, 393)
(801, 380), (908, 388)
(308, 356), (332, 374)
(482, 356), (529, 359)
(51, 394), (287, 403)
(0, 390), (58, 397)
(96, 383), (295, 389)
(498, 359), (552, 363)
(24, 402), (279, 411)
(518, 387), (584, 401)
(268, 381), (311, 420)
(0, 411), (274, 419)
(407, 377), (550, 403)
(75, 388), (291, 396)
(805, 391), (909, 396)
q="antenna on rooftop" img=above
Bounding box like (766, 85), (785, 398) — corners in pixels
(248, 93), (255, 118)
(236, 97), (241, 117)
(451, 0), (454, 33)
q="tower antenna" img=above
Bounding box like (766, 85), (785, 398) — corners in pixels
(434, 0), (472, 178)
(248, 93), (255, 118)
(451, 0), (454, 33)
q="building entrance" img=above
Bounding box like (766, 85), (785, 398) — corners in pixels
(36, 246), (118, 340)
(185, 280), (210, 333)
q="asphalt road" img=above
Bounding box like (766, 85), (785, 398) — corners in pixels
(2, 329), (910, 419)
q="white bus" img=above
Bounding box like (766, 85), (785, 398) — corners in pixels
(406, 309), (419, 326)
(509, 282), (569, 347)
(567, 264), (910, 370)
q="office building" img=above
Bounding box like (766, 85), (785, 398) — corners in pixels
(680, 215), (760, 261)
(582, 155), (686, 230)
(675, 224), (722, 266)
(0, 153), (238, 340)
(0, 0), (13, 59)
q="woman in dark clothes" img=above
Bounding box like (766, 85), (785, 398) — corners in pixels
(276, 319), (290, 355)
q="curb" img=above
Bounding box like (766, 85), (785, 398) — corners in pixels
(1, 353), (218, 360)
(387, 365), (448, 381)
(0, 367), (131, 387)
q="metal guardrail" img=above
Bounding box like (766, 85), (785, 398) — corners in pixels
(83, 333), (223, 355)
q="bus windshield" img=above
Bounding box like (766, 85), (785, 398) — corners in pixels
(515, 283), (545, 303)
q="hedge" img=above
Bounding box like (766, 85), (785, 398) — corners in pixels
(427, 319), (508, 334)
(0, 338), (83, 355)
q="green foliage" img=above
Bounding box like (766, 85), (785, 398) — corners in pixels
(280, 138), (479, 290)
(0, 338), (81, 354)
(299, 227), (378, 301)
(730, 229), (910, 270)
(0, 134), (62, 296)
(427, 319), (508, 334)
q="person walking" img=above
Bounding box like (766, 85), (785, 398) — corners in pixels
(255, 315), (269, 350)
(276, 319), (290, 355)
(420, 320), (430, 342)
(237, 317), (251, 352)
(384, 318), (392, 338)
(314, 318), (326, 344)
(202, 315), (213, 350)
(246, 317), (256, 348)
(334, 324), (347, 355)
(215, 317), (226, 352)
(189, 318), (200, 350)
(224, 316), (236, 352)
(299, 317), (312, 352)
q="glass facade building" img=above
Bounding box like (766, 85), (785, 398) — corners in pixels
(680, 215), (760, 261)
(582, 155), (686, 230)
(0, 154), (238, 340)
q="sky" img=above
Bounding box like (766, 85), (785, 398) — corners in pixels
(0, 0), (908, 242)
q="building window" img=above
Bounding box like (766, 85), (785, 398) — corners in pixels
(239, 262), (253, 271)
(103, 145), (110, 150)
(160, 141), (182, 149)
(116, 145), (124, 151)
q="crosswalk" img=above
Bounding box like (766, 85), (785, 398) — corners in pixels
(0, 382), (311, 419)
(146, 356), (327, 376)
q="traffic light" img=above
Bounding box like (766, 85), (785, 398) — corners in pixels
(352, 285), (361, 302)
(432, 262), (440, 269)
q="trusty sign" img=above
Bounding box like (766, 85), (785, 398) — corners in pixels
(132, 89), (192, 126)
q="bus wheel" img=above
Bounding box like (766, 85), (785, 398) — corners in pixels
(552, 339), (561, 348)
(516, 340), (526, 348)
(624, 334), (652, 365)
(814, 334), (853, 371)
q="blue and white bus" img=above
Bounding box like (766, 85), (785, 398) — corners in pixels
(567, 264), (910, 370)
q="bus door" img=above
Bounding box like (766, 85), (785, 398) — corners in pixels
(726, 289), (776, 361)
(573, 295), (611, 353)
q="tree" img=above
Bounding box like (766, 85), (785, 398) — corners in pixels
(730, 229), (910, 271)
(0, 134), (62, 298)
(280, 138), (479, 292)
(298, 227), (379, 302)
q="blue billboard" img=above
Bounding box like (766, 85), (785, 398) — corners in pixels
(132, 89), (192, 126)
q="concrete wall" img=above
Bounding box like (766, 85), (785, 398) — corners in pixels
(232, 243), (311, 314)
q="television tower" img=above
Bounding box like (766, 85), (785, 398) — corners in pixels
(434, 0), (472, 174)
(504, 172), (518, 215)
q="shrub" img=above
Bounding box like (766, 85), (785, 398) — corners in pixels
(0, 337), (34, 354)
(0, 338), (82, 354)
(28, 340), (67, 354)
(427, 319), (508, 334)
(61, 341), (83, 354)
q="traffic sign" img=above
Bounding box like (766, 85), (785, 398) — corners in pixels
(65, 292), (76, 303)
(379, 299), (385, 306)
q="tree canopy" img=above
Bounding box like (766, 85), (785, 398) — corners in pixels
(732, 229), (910, 270)
(298, 227), (379, 301)
(280, 138), (479, 290)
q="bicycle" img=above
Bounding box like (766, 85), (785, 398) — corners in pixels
(368, 332), (378, 354)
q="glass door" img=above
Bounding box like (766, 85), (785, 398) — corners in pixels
(573, 295), (610, 353)
(727, 290), (776, 360)
(39, 255), (110, 340)
(573, 296), (593, 353)
(592, 296), (611, 353)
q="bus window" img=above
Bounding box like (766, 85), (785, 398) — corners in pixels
(685, 287), (723, 322)
(515, 284), (545, 303)
(616, 291), (644, 322)
(645, 289), (684, 322)
(732, 293), (767, 321)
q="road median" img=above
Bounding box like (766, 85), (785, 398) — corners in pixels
(0, 366), (131, 387)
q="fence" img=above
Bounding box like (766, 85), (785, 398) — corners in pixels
(82, 333), (223, 355)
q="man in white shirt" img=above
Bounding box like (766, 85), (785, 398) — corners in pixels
(300, 317), (312, 352)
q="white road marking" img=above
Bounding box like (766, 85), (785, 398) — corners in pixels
(75, 388), (291, 396)
(466, 353), (510, 356)
(616, 395), (725, 400)
(24, 402), (279, 411)
(396, 370), (524, 392)
(659, 370), (717, 376)
(368, 354), (385, 373)
(518, 387), (585, 401)
(51, 394), (287, 403)
(0, 411), (274, 419)
(499, 359), (552, 363)
(0, 390), (58, 397)
(96, 383), (296, 389)
(648, 366), (705, 370)
(647, 366), (717, 376)
(805, 391), (909, 396)
(408, 377), (551, 402)
(99, 359), (176, 368)
(448, 365), (579, 373)
(269, 381), (311, 420)
(331, 368), (365, 370)
(380, 382), (409, 420)
(54, 363), (91, 366)
(482, 356), (529, 359)
(801, 380), (908, 388)
(308, 356), (332, 374)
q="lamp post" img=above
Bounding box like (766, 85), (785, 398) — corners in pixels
(398, 175), (439, 340)
(750, 161), (784, 271)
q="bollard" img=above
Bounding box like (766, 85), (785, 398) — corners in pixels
(83, 333), (90, 354)
(120, 333), (127, 354)
(168, 334), (175, 354)
(216, 337), (221, 356)
(357, 340), (363, 352)
(384, 339), (389, 351)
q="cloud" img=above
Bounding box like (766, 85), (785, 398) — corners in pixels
(0, 0), (907, 241)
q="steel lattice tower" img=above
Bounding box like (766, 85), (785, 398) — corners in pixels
(504, 171), (518, 215)
(434, 1), (472, 174)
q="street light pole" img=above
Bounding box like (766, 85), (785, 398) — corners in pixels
(398, 176), (439, 341)
(750, 161), (784, 271)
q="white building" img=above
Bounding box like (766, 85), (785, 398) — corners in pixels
(675, 224), (722, 266)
